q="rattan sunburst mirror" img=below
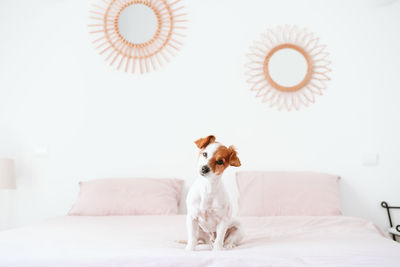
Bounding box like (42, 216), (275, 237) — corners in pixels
(245, 25), (331, 111)
(89, 0), (187, 74)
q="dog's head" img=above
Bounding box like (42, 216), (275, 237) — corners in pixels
(194, 135), (241, 178)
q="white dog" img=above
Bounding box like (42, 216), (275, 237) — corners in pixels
(186, 135), (243, 251)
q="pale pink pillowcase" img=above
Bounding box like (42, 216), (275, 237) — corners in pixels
(237, 171), (341, 216)
(68, 178), (184, 216)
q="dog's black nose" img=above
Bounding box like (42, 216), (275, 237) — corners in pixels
(201, 165), (210, 174)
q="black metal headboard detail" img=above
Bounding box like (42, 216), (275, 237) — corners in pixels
(381, 201), (400, 241)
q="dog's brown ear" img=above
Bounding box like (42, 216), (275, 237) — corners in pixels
(228, 146), (241, 167)
(194, 135), (216, 149)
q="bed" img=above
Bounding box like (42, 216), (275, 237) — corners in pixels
(2, 173), (399, 266)
(0, 215), (399, 266)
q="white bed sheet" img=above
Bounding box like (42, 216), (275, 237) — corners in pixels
(0, 215), (399, 266)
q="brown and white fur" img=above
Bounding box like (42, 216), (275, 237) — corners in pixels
(185, 135), (243, 251)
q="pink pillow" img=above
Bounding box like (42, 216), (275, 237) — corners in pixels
(236, 171), (341, 216)
(68, 178), (184, 216)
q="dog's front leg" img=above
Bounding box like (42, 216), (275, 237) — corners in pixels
(213, 221), (228, 251)
(186, 215), (198, 251)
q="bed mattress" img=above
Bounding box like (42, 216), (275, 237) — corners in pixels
(0, 215), (399, 266)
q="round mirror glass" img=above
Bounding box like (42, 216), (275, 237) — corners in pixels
(118, 4), (158, 44)
(268, 48), (308, 87)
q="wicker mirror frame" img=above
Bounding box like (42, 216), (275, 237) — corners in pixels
(264, 43), (312, 93)
(245, 25), (331, 111)
(89, 0), (187, 74)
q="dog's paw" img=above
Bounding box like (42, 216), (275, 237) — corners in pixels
(213, 244), (223, 251)
(185, 244), (195, 251)
(224, 243), (236, 249)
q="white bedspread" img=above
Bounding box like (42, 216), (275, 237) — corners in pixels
(0, 215), (399, 266)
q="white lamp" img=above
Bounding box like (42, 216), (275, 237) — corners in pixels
(0, 158), (16, 190)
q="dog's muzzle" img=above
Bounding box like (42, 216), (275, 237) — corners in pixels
(200, 165), (210, 176)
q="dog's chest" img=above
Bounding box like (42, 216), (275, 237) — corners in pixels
(197, 194), (225, 233)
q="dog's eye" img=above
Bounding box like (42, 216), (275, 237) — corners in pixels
(216, 159), (224, 165)
(202, 152), (207, 158)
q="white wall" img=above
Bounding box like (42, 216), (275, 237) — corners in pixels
(0, 0), (400, 231)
